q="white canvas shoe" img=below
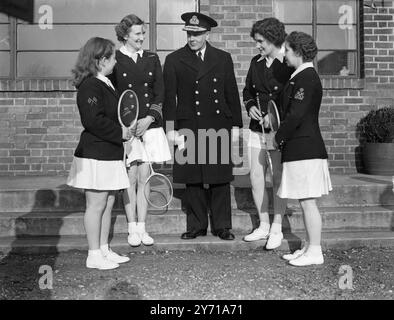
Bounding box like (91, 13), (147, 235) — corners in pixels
(128, 232), (141, 247)
(103, 249), (130, 264)
(265, 232), (283, 250)
(86, 254), (119, 270)
(140, 232), (154, 246)
(243, 227), (269, 242)
(282, 248), (306, 261)
(289, 253), (324, 267)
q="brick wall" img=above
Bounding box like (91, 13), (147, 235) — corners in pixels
(0, 0), (393, 176)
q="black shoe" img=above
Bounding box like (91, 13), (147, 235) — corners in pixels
(216, 229), (235, 241)
(181, 229), (207, 240)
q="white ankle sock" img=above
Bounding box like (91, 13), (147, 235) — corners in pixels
(306, 244), (322, 256)
(270, 222), (282, 234)
(128, 222), (137, 233)
(100, 244), (110, 255)
(88, 249), (102, 257)
(258, 221), (270, 232)
(137, 222), (146, 233)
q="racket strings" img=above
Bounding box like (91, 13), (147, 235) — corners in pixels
(143, 174), (173, 209)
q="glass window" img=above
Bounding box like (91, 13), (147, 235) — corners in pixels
(3, 0), (198, 79)
(0, 14), (10, 77)
(274, 0), (360, 76)
(273, 0), (312, 24)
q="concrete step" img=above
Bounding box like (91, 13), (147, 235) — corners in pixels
(1, 206), (393, 237)
(1, 175), (394, 213)
(0, 231), (393, 254)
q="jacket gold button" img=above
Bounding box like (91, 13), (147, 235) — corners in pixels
(146, 103), (150, 107)
(196, 81), (199, 84)
(196, 101), (200, 105)
(197, 112), (201, 116)
(216, 110), (220, 114)
(128, 84), (132, 88)
(149, 72), (153, 76)
(213, 89), (217, 93)
(145, 94), (148, 97)
(274, 86), (278, 90)
(123, 73), (127, 77)
(213, 78), (217, 82)
(215, 99), (219, 103)
(144, 83), (148, 87)
(195, 91), (199, 94)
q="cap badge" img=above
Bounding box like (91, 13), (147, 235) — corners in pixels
(190, 15), (199, 25)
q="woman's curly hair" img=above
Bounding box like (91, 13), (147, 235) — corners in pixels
(285, 31), (318, 62)
(115, 14), (144, 43)
(250, 18), (286, 47)
(71, 37), (115, 88)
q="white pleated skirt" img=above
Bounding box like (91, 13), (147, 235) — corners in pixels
(67, 156), (130, 191)
(247, 130), (275, 150)
(125, 127), (172, 165)
(277, 158), (332, 199)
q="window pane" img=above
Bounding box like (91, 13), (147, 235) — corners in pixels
(317, 51), (357, 76)
(317, 26), (356, 50)
(157, 51), (170, 65)
(0, 25), (10, 50)
(0, 52), (10, 77)
(157, 0), (196, 23)
(17, 52), (78, 77)
(34, 0), (149, 23)
(17, 24), (149, 50)
(0, 13), (9, 23)
(274, 0), (312, 23)
(317, 0), (357, 24)
(157, 25), (185, 50)
(284, 25), (312, 36)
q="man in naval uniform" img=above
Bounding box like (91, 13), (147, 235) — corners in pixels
(163, 12), (243, 240)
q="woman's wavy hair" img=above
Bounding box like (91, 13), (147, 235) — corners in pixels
(71, 37), (115, 88)
(285, 31), (318, 62)
(250, 17), (286, 48)
(115, 14), (144, 43)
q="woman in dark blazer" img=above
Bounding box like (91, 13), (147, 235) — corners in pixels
(67, 37), (131, 270)
(110, 14), (171, 248)
(274, 31), (332, 267)
(242, 18), (293, 250)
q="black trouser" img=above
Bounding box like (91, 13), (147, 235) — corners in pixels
(184, 183), (231, 232)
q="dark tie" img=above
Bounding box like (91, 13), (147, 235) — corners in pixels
(136, 53), (142, 63)
(198, 51), (203, 62)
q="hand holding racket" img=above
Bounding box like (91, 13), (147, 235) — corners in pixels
(119, 89), (173, 210)
(118, 89), (139, 163)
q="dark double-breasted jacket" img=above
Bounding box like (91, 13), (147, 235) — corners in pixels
(74, 77), (124, 161)
(243, 54), (293, 133)
(109, 50), (164, 128)
(275, 67), (328, 163)
(163, 42), (243, 184)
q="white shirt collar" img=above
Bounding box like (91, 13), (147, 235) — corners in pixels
(290, 62), (314, 79)
(120, 45), (143, 62)
(258, 45), (285, 65)
(96, 72), (115, 90)
(196, 46), (207, 60)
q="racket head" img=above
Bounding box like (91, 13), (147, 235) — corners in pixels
(267, 100), (280, 131)
(143, 172), (173, 210)
(118, 89), (139, 128)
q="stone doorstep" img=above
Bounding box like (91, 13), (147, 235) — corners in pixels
(1, 180), (394, 212)
(0, 206), (393, 237)
(0, 231), (393, 254)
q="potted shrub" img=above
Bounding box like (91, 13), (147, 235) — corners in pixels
(356, 106), (394, 175)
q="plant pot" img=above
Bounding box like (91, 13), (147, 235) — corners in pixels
(363, 142), (394, 175)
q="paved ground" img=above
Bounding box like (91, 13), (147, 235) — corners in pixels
(0, 246), (392, 301)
